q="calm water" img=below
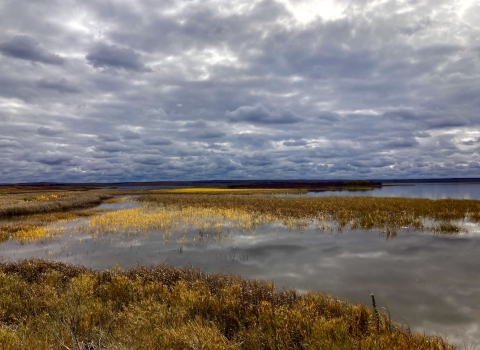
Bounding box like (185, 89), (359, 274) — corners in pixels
(301, 182), (480, 199)
(1, 185), (480, 346)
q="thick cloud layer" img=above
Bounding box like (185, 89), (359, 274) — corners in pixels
(0, 35), (65, 65)
(0, 0), (479, 182)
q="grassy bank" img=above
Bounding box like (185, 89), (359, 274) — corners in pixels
(0, 191), (113, 242)
(0, 259), (453, 349)
(0, 191), (112, 219)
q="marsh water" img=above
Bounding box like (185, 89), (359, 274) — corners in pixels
(295, 182), (480, 199)
(1, 183), (480, 346)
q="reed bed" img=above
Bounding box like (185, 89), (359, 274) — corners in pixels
(137, 194), (480, 235)
(0, 259), (454, 349)
(79, 206), (274, 238)
(76, 194), (478, 244)
(0, 191), (70, 207)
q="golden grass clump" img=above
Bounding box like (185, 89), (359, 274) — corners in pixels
(12, 226), (65, 242)
(0, 209), (111, 243)
(80, 206), (274, 237)
(0, 229), (9, 243)
(34, 194), (59, 201)
(0, 222), (62, 243)
(0, 259), (454, 349)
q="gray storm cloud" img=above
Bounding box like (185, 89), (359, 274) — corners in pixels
(37, 126), (62, 136)
(226, 104), (303, 124)
(86, 43), (152, 72)
(283, 140), (307, 147)
(36, 78), (81, 94)
(0, 35), (64, 65)
(0, 0), (479, 182)
(143, 138), (172, 146)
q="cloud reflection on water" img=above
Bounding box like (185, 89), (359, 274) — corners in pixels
(299, 183), (480, 200)
(0, 221), (479, 346)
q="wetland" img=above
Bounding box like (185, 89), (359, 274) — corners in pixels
(1, 183), (480, 348)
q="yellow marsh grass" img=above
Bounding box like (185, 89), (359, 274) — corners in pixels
(136, 194), (480, 235)
(0, 209), (111, 243)
(0, 259), (454, 349)
(13, 226), (65, 242)
(80, 206), (274, 237)
(34, 194), (59, 201)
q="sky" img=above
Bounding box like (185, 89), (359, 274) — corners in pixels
(0, 0), (479, 183)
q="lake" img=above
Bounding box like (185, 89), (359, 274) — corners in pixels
(1, 183), (479, 347)
(294, 182), (480, 199)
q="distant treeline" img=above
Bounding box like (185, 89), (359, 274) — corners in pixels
(3, 177), (480, 189)
(227, 180), (382, 190)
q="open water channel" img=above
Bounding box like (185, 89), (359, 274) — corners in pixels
(1, 183), (480, 346)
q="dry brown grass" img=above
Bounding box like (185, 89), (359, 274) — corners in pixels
(0, 259), (454, 349)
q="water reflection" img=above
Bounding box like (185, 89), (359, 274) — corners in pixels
(96, 195), (143, 210)
(296, 183), (480, 199)
(1, 221), (479, 346)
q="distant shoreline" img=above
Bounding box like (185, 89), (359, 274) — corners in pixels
(0, 178), (480, 191)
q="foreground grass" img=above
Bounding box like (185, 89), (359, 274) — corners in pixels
(0, 259), (453, 350)
(136, 194), (480, 235)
